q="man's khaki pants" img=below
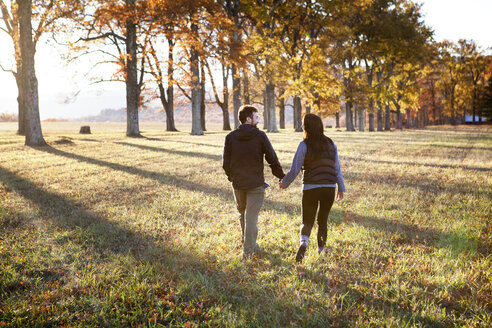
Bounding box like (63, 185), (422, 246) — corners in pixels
(233, 186), (265, 256)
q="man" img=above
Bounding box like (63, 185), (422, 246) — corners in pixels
(222, 105), (285, 258)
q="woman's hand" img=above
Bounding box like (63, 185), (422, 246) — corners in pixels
(336, 191), (344, 201)
(279, 181), (286, 189)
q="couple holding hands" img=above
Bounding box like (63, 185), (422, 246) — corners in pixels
(222, 105), (345, 262)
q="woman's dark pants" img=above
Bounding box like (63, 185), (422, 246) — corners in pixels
(301, 187), (336, 247)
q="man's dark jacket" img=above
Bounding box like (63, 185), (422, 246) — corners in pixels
(222, 124), (285, 190)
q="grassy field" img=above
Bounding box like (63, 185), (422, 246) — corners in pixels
(0, 122), (491, 327)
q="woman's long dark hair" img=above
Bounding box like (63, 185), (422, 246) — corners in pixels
(303, 113), (332, 160)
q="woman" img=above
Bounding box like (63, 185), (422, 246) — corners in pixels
(279, 114), (345, 262)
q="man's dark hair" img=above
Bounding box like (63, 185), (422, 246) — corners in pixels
(239, 105), (258, 124)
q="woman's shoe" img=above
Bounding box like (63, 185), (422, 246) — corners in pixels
(295, 245), (307, 262)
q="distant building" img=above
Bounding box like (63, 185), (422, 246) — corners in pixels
(464, 115), (487, 123)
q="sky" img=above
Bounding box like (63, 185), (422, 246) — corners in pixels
(0, 0), (491, 120)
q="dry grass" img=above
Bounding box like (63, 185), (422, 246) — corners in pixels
(0, 122), (491, 327)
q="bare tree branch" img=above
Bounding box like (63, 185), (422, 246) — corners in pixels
(89, 79), (124, 85)
(203, 57), (223, 107)
(78, 32), (126, 43)
(0, 0), (13, 36)
(0, 63), (15, 74)
(33, 0), (55, 46)
(176, 81), (191, 101)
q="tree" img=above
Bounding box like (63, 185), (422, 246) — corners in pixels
(1, 0), (80, 139)
(18, 0), (45, 145)
(124, 0), (140, 136)
(437, 41), (460, 124)
(389, 62), (422, 130)
(222, 0), (242, 129)
(204, 58), (231, 130)
(456, 40), (490, 123)
(145, 35), (178, 131)
(170, 0), (234, 134)
(331, 0), (430, 131)
(199, 7), (237, 131)
(67, 0), (148, 137)
(0, 1), (25, 134)
(243, 0), (288, 132)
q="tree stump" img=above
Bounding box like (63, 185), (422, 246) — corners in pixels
(79, 126), (91, 134)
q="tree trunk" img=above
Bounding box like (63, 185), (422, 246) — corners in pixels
(306, 105), (311, 115)
(450, 93), (456, 125)
(263, 88), (269, 129)
(293, 96), (302, 132)
(19, 0), (45, 146)
(430, 83), (437, 124)
(368, 113), (374, 131)
(377, 101), (383, 131)
(221, 64), (231, 131)
(314, 93), (321, 115)
(368, 99), (375, 131)
(472, 92), (476, 123)
(242, 68), (250, 105)
(396, 104), (402, 130)
(15, 69), (26, 135)
(279, 100), (285, 129)
(279, 88), (285, 129)
(384, 103), (390, 131)
(200, 62), (206, 131)
(125, 0), (140, 137)
(335, 112), (340, 128)
(190, 25), (202, 135)
(266, 81), (277, 132)
(218, 103), (230, 130)
(359, 108), (365, 132)
(232, 64), (241, 128)
(165, 38), (177, 131)
(228, 0), (242, 128)
(345, 101), (355, 131)
(158, 84), (175, 132)
(10, 11), (26, 136)
(353, 106), (357, 128)
(405, 109), (412, 128)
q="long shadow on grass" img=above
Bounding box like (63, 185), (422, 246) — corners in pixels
(144, 138), (224, 149)
(340, 209), (488, 257)
(117, 140), (300, 168)
(35, 145), (299, 216)
(346, 171), (492, 199)
(114, 141), (492, 173)
(114, 141), (222, 161)
(425, 144), (492, 151)
(0, 165), (330, 326)
(342, 156), (490, 172)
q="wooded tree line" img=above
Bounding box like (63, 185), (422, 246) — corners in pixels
(1, 0), (491, 145)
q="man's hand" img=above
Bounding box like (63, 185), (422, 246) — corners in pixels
(336, 191), (344, 201)
(279, 181), (286, 189)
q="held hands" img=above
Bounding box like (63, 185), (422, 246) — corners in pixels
(278, 180), (287, 189)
